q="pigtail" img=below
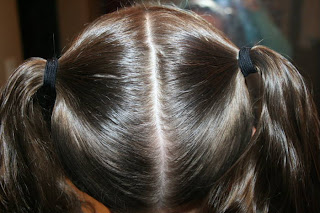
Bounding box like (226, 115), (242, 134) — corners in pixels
(0, 59), (80, 212)
(206, 45), (320, 213)
(249, 46), (320, 212)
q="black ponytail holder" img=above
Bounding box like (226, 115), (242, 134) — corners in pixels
(36, 58), (58, 127)
(238, 47), (257, 77)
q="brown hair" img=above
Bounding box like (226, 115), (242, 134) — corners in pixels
(1, 4), (319, 213)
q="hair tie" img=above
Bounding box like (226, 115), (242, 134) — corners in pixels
(238, 47), (257, 77)
(35, 58), (58, 126)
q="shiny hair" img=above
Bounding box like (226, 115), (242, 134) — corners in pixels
(1, 5), (320, 213)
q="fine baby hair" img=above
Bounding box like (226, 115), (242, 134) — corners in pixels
(1, 4), (320, 213)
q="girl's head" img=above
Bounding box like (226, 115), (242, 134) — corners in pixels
(1, 5), (319, 213)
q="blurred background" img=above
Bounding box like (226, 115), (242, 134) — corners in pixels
(0, 0), (319, 106)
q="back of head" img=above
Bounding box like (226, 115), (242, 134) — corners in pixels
(1, 4), (319, 213)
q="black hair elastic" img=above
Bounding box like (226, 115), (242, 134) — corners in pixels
(238, 47), (257, 77)
(35, 58), (58, 126)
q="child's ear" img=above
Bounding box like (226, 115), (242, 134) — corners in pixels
(252, 127), (256, 136)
